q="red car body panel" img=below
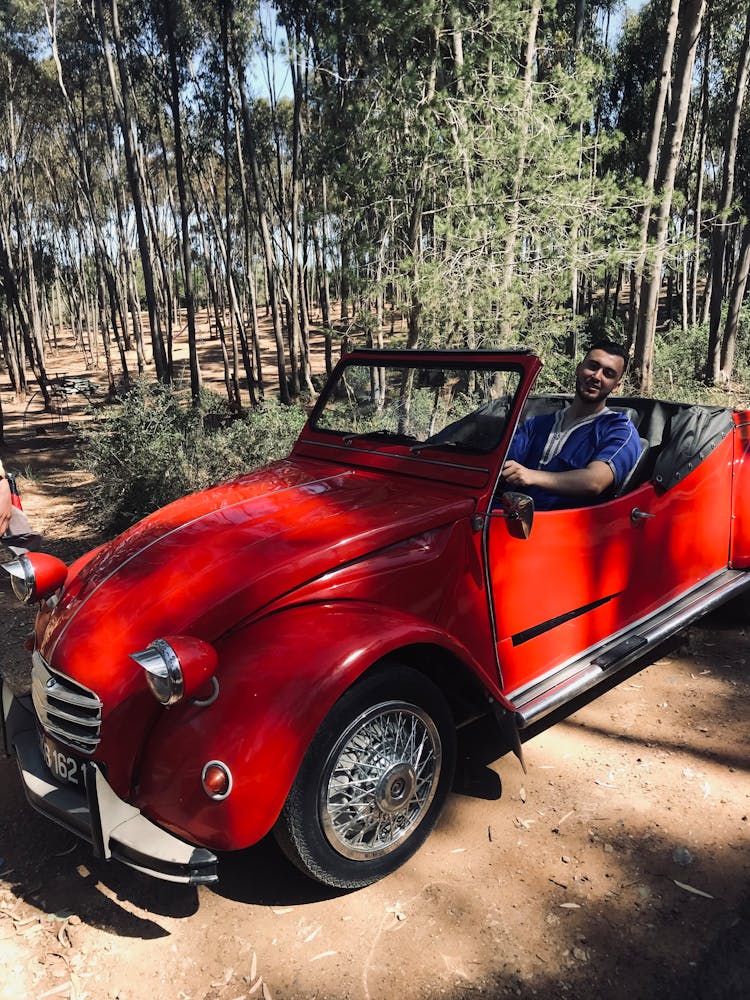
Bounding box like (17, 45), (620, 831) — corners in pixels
(36, 459), (482, 797)
(134, 600), (497, 849)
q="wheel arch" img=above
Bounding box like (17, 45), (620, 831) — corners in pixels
(135, 601), (509, 853)
(366, 641), (499, 729)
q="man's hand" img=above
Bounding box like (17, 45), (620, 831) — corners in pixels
(502, 459), (540, 490)
(0, 477), (12, 535)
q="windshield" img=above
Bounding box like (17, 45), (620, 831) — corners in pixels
(313, 361), (523, 454)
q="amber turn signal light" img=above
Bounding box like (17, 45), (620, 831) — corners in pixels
(201, 761), (232, 800)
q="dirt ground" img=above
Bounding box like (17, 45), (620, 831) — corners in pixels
(0, 337), (749, 1000)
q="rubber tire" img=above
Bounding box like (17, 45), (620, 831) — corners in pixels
(273, 664), (456, 889)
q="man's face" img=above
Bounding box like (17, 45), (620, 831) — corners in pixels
(574, 349), (625, 405)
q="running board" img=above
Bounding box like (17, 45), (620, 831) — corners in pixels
(511, 569), (750, 730)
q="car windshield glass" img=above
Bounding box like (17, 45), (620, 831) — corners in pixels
(313, 361), (523, 454)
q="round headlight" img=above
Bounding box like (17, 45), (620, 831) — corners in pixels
(130, 635), (218, 707)
(2, 553), (68, 604)
(7, 555), (35, 603)
(130, 639), (184, 705)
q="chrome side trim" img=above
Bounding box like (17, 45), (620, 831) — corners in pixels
(507, 566), (729, 704)
(512, 568), (750, 729)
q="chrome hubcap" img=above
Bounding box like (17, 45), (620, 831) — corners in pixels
(375, 763), (418, 814)
(320, 700), (442, 861)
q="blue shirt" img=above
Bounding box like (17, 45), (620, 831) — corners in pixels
(506, 407), (641, 510)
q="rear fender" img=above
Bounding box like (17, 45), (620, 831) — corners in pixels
(134, 601), (505, 851)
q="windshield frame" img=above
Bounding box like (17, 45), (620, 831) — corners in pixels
(296, 349), (541, 490)
(310, 356), (525, 453)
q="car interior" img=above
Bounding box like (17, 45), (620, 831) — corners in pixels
(518, 395), (736, 498)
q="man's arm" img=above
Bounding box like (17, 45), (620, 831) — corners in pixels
(0, 461), (12, 535)
(502, 458), (615, 498)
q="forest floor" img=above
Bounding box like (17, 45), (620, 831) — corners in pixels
(0, 328), (749, 1000)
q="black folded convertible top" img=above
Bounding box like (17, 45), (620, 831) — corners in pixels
(652, 407), (734, 492)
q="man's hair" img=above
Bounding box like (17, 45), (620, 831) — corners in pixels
(586, 338), (629, 373)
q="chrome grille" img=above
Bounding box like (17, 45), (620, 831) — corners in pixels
(31, 651), (102, 754)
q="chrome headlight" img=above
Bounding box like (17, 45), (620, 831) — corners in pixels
(2, 552), (68, 604)
(130, 635), (218, 707)
(130, 639), (184, 705)
(5, 555), (35, 603)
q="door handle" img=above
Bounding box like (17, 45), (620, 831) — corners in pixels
(630, 507), (655, 523)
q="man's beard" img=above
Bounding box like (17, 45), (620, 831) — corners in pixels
(575, 377), (609, 404)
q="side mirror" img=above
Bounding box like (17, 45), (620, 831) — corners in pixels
(496, 492), (535, 538)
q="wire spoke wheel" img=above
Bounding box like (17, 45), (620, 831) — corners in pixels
(275, 664), (456, 888)
(320, 701), (441, 860)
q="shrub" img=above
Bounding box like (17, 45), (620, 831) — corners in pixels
(79, 380), (307, 535)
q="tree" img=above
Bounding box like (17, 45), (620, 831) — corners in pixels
(633, 0), (706, 394)
(628, 0), (680, 345)
(706, 4), (750, 383)
(94, 0), (169, 382)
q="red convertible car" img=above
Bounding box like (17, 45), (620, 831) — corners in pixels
(2, 349), (749, 889)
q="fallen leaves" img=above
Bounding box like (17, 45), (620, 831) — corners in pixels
(673, 880), (714, 900)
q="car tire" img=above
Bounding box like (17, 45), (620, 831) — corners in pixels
(273, 663), (456, 889)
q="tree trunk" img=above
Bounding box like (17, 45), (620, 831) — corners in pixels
(501, 0), (541, 299)
(231, 24), (290, 403)
(163, 0), (200, 400)
(720, 220), (750, 380)
(706, 5), (750, 382)
(629, 0), (680, 344)
(633, 0), (705, 393)
(95, 0), (168, 381)
(690, 13), (711, 326)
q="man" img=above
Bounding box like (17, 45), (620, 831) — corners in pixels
(502, 339), (641, 510)
(0, 460), (12, 535)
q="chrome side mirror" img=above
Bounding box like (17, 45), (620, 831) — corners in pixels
(499, 492), (534, 538)
(473, 492), (535, 538)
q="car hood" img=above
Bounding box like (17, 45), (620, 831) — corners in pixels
(40, 457), (475, 675)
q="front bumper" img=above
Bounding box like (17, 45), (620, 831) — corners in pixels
(1, 678), (218, 885)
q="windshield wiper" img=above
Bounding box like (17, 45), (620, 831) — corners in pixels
(409, 439), (459, 453)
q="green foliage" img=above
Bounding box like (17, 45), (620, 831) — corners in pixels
(648, 325), (708, 401)
(648, 323), (747, 405)
(726, 303), (750, 403)
(78, 379), (307, 535)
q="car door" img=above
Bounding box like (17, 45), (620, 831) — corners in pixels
(486, 492), (643, 695)
(486, 431), (734, 698)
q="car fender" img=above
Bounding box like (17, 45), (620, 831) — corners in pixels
(134, 600), (505, 851)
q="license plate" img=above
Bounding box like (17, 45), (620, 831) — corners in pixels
(40, 734), (83, 787)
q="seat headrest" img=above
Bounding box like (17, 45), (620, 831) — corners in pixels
(610, 405), (639, 428)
